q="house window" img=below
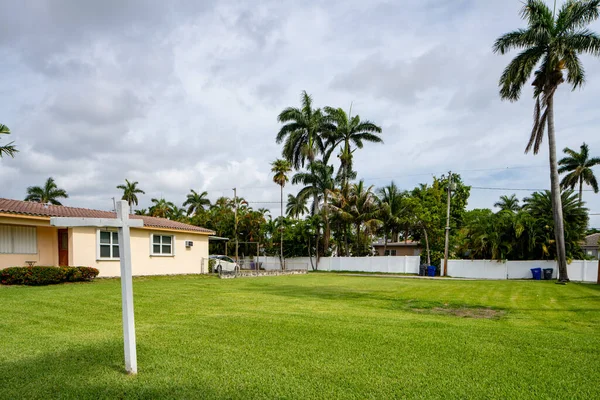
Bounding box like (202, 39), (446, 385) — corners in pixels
(0, 225), (37, 254)
(151, 234), (174, 256)
(98, 230), (119, 259)
(384, 249), (397, 256)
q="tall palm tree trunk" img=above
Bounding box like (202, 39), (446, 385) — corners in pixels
(323, 193), (330, 254)
(280, 185), (284, 270)
(579, 177), (583, 203)
(547, 95), (569, 282)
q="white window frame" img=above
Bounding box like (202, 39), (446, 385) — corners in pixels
(150, 233), (175, 257)
(96, 229), (120, 261)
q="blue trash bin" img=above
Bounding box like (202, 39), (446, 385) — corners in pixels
(427, 265), (436, 277)
(530, 267), (542, 280)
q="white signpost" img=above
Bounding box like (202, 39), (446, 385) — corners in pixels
(50, 200), (142, 374)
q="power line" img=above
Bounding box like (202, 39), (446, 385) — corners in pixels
(471, 186), (596, 192)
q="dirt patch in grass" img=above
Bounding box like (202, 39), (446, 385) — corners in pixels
(402, 299), (505, 319)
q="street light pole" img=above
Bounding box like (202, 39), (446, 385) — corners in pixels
(233, 188), (238, 263)
(443, 171), (453, 277)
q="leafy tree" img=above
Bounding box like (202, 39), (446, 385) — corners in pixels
(342, 180), (381, 256)
(286, 193), (309, 219)
(183, 190), (211, 216)
(149, 198), (174, 218)
(323, 106), (382, 189)
(0, 124), (17, 158)
(25, 177), (69, 205)
(559, 142), (600, 202)
(494, 194), (521, 212)
(493, 0), (600, 282)
(116, 179), (145, 209)
(134, 209), (148, 216)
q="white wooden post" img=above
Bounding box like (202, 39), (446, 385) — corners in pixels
(116, 201), (138, 374)
(50, 200), (142, 374)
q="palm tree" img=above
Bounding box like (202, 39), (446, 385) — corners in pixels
(149, 198), (174, 218)
(25, 177), (68, 205)
(494, 194), (521, 212)
(276, 91), (332, 215)
(183, 189), (211, 216)
(324, 106), (383, 189)
(559, 142), (600, 202)
(134, 209), (148, 216)
(168, 206), (188, 222)
(377, 182), (406, 254)
(292, 161), (336, 255)
(347, 180), (381, 255)
(271, 159), (292, 267)
(116, 179), (145, 209)
(0, 124), (17, 158)
(286, 194), (309, 219)
(493, 0), (600, 282)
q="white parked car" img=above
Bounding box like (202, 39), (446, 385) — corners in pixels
(209, 255), (238, 273)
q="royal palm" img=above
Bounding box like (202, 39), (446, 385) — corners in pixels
(558, 142), (600, 202)
(25, 177), (68, 205)
(324, 106), (382, 189)
(183, 190), (211, 216)
(493, 0), (600, 282)
(271, 159), (292, 265)
(116, 179), (145, 209)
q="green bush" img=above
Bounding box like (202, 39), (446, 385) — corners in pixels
(0, 266), (99, 286)
(208, 258), (216, 273)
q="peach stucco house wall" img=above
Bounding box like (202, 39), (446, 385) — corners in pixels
(0, 199), (214, 277)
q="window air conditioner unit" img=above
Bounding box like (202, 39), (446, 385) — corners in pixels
(185, 241), (193, 247)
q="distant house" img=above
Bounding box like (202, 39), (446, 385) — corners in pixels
(581, 233), (600, 259)
(0, 198), (215, 277)
(372, 240), (421, 257)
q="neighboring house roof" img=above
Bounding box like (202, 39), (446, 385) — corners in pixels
(372, 240), (420, 247)
(0, 198), (215, 234)
(582, 233), (600, 248)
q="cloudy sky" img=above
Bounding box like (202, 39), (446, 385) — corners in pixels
(1, 0), (600, 226)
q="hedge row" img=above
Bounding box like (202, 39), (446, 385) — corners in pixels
(0, 266), (100, 286)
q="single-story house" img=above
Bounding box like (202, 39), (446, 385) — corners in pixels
(581, 233), (600, 259)
(0, 198), (215, 277)
(372, 240), (421, 257)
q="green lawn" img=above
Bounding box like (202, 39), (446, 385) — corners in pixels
(1, 274), (599, 399)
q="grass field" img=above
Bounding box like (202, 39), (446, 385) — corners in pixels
(1, 273), (599, 399)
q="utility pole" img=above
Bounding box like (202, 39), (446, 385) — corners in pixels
(233, 188), (238, 263)
(112, 197), (117, 213)
(443, 171), (452, 277)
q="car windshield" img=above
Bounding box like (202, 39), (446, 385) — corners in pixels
(222, 256), (234, 263)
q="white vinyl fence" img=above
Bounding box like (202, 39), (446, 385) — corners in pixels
(260, 256), (421, 274)
(448, 259), (598, 282)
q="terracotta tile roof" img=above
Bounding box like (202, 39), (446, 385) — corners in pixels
(583, 233), (600, 248)
(0, 198), (214, 234)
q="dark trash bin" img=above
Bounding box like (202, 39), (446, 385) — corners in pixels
(419, 265), (427, 276)
(530, 267), (542, 280)
(543, 268), (553, 280)
(427, 265), (436, 277)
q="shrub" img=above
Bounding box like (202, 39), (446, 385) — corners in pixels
(208, 258), (216, 274)
(0, 266), (99, 286)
